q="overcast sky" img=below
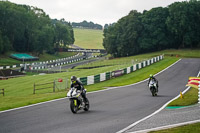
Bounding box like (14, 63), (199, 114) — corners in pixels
(9, 0), (186, 26)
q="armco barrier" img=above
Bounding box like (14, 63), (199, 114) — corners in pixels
(106, 72), (111, 80)
(94, 74), (100, 83)
(77, 55), (164, 86)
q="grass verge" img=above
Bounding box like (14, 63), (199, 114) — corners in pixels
(150, 122), (200, 133)
(73, 28), (104, 49)
(167, 87), (198, 106)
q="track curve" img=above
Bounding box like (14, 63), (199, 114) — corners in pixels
(0, 58), (199, 133)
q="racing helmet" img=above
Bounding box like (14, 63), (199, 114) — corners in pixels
(71, 76), (77, 84)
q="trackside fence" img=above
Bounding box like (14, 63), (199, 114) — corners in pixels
(33, 81), (55, 94)
(0, 88), (5, 96)
(33, 78), (68, 94)
(77, 55), (164, 85)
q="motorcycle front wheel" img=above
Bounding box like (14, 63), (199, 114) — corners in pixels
(70, 99), (78, 114)
(151, 88), (156, 96)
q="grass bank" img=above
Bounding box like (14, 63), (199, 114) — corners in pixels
(73, 28), (104, 49)
(150, 122), (200, 133)
(167, 87), (198, 106)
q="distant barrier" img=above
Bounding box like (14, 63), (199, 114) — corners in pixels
(0, 53), (81, 70)
(67, 48), (106, 53)
(0, 89), (5, 96)
(78, 55), (164, 85)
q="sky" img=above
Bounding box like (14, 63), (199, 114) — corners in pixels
(8, 0), (186, 26)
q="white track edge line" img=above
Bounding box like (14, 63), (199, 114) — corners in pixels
(116, 68), (200, 133)
(132, 119), (200, 133)
(0, 59), (181, 114)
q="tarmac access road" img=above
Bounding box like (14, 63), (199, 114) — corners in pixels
(0, 58), (199, 133)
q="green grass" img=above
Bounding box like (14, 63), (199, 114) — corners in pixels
(0, 56), (178, 111)
(73, 28), (104, 49)
(150, 122), (200, 133)
(0, 49), (199, 111)
(167, 87), (198, 106)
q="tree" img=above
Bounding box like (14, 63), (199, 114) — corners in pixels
(139, 7), (170, 52)
(0, 31), (11, 54)
(103, 0), (200, 57)
(166, 1), (200, 48)
(72, 20), (103, 30)
(103, 24), (119, 57)
(0, 1), (75, 55)
(103, 10), (143, 57)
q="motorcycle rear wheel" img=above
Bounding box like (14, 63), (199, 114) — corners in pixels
(84, 98), (90, 111)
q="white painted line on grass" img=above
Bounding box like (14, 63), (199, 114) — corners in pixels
(132, 119), (200, 133)
(0, 59), (181, 114)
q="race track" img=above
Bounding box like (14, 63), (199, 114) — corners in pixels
(0, 58), (199, 133)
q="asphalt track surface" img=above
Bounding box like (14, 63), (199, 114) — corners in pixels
(0, 58), (199, 133)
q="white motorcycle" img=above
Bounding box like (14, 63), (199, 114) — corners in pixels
(67, 87), (89, 114)
(148, 80), (158, 96)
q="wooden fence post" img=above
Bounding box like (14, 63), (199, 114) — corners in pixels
(53, 80), (55, 92)
(33, 83), (35, 94)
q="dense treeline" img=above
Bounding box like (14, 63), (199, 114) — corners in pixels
(72, 20), (103, 30)
(0, 1), (74, 55)
(103, 0), (200, 57)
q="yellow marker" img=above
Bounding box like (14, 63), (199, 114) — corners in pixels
(180, 91), (184, 99)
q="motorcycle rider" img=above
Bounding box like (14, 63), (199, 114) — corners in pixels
(70, 76), (87, 103)
(148, 74), (159, 92)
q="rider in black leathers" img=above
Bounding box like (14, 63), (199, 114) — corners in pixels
(70, 76), (87, 102)
(148, 74), (159, 92)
